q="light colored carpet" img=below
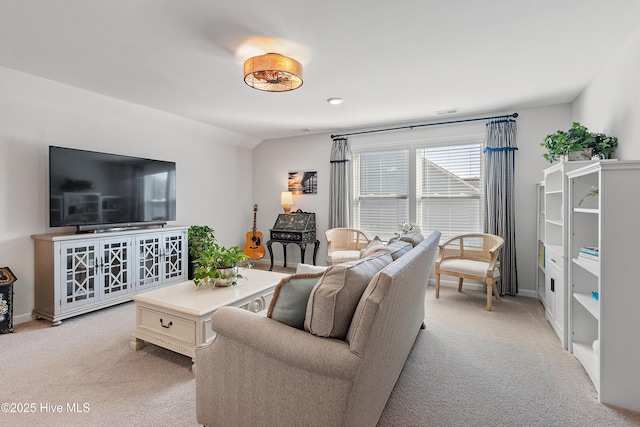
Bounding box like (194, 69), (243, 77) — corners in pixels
(2, 285), (639, 426)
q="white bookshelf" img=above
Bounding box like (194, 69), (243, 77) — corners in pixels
(567, 160), (640, 412)
(542, 161), (592, 348)
(536, 181), (546, 305)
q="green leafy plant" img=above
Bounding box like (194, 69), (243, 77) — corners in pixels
(541, 122), (617, 163)
(188, 225), (216, 258)
(591, 133), (618, 160)
(578, 185), (599, 207)
(193, 243), (250, 286)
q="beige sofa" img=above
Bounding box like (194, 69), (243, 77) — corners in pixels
(195, 231), (441, 427)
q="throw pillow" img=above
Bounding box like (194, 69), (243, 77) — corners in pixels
(304, 251), (393, 339)
(387, 235), (401, 244)
(296, 263), (329, 274)
(386, 240), (413, 260)
(267, 272), (325, 330)
(400, 230), (425, 247)
(360, 236), (389, 258)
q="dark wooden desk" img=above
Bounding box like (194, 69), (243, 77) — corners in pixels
(266, 238), (320, 271)
(266, 211), (318, 271)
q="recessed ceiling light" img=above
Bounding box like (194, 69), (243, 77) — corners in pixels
(327, 97), (344, 105)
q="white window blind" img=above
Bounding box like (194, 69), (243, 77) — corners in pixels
(353, 149), (409, 240)
(417, 144), (482, 242)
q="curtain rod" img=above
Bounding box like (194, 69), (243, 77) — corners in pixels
(331, 112), (518, 139)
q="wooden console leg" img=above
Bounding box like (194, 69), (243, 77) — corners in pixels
(130, 337), (145, 351)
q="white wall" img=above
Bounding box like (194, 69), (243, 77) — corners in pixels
(251, 133), (332, 268)
(254, 104), (572, 297)
(573, 29), (640, 159)
(0, 66), (258, 324)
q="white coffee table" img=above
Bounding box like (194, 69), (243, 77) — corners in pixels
(130, 268), (288, 367)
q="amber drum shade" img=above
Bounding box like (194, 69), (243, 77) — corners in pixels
(244, 53), (303, 92)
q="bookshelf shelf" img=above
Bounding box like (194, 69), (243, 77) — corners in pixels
(574, 207), (599, 214)
(572, 257), (599, 277)
(573, 292), (600, 319)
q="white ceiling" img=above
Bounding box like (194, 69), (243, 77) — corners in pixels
(1, 0), (639, 142)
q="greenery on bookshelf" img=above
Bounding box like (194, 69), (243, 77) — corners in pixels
(541, 122), (618, 163)
(578, 185), (599, 207)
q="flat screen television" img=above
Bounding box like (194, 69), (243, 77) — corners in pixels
(49, 146), (176, 232)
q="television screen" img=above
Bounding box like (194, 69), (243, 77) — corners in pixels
(49, 146), (176, 229)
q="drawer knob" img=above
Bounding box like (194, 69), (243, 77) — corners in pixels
(159, 318), (173, 329)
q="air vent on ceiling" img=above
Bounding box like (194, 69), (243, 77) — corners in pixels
(435, 108), (459, 116)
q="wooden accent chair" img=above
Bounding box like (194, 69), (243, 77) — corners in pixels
(325, 228), (371, 266)
(435, 233), (504, 311)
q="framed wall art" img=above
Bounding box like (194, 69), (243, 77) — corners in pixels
(288, 170), (317, 194)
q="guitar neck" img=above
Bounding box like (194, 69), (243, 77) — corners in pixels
(252, 208), (258, 235)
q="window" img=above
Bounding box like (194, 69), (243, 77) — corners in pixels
(353, 141), (483, 242)
(417, 144), (482, 242)
(353, 149), (409, 241)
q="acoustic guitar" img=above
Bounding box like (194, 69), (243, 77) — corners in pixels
(243, 204), (265, 260)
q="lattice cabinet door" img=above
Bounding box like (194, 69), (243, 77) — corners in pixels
(60, 241), (99, 311)
(100, 237), (134, 300)
(162, 230), (187, 283)
(136, 234), (162, 290)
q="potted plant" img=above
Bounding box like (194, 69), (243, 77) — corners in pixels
(188, 225), (216, 279)
(541, 122), (618, 163)
(591, 132), (618, 159)
(193, 243), (250, 287)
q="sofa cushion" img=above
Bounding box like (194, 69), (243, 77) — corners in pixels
(400, 230), (425, 247)
(385, 240), (413, 260)
(267, 272), (325, 330)
(296, 263), (329, 274)
(305, 251), (393, 339)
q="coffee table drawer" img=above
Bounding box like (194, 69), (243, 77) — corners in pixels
(139, 307), (196, 344)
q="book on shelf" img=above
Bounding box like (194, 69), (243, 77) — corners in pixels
(579, 246), (599, 256)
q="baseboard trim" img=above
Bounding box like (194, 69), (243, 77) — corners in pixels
(13, 312), (34, 325)
(429, 278), (538, 299)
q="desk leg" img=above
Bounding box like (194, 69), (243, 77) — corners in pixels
(267, 241), (274, 271)
(312, 240), (319, 266)
(282, 243), (288, 268)
(298, 243), (307, 265)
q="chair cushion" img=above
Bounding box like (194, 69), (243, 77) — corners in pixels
(386, 240), (413, 260)
(296, 263), (329, 274)
(305, 251), (393, 339)
(328, 250), (361, 264)
(400, 230), (425, 247)
(439, 259), (501, 278)
(267, 273), (325, 330)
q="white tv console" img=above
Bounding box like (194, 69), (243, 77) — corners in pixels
(31, 226), (188, 325)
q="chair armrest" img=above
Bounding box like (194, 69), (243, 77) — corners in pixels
(204, 306), (361, 380)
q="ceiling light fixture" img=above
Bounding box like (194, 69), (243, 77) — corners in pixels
(327, 97), (344, 105)
(244, 53), (303, 92)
